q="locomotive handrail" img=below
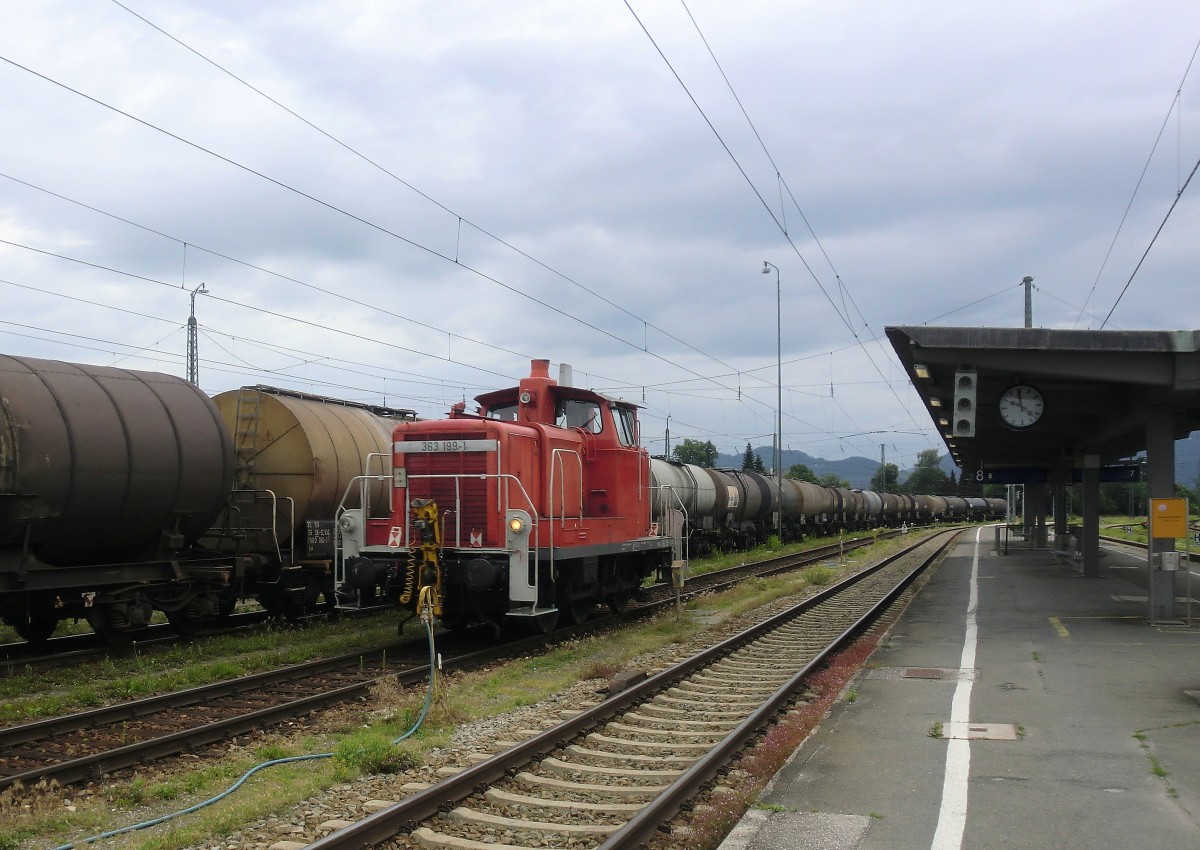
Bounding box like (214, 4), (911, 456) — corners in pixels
(332, 474), (391, 589)
(652, 484), (690, 568)
(358, 452), (393, 517)
(548, 448), (584, 594)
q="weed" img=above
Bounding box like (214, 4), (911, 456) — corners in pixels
(1133, 731), (1148, 742)
(255, 743), (292, 762)
(580, 661), (620, 681)
(334, 729), (419, 775)
(1031, 651), (1040, 662)
(154, 780), (181, 801)
(802, 566), (835, 586)
(869, 812), (885, 819)
(847, 689), (858, 704)
(110, 776), (147, 808)
(929, 721), (944, 738)
(1150, 756), (1168, 779)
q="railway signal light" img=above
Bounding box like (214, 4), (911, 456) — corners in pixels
(953, 370), (977, 437)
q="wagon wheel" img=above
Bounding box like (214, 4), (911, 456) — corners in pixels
(85, 604), (146, 646)
(12, 614), (58, 644)
(165, 608), (202, 636)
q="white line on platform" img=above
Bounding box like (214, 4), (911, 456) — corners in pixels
(930, 525), (983, 850)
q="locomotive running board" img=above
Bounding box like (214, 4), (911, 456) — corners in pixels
(506, 605), (559, 618)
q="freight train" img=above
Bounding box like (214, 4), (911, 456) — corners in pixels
(332, 360), (1006, 634)
(0, 353), (1004, 645)
(650, 458), (1007, 556)
(0, 353), (413, 644)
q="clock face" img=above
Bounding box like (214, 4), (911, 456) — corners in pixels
(998, 384), (1044, 429)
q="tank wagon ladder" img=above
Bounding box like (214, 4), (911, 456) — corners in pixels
(232, 389), (263, 490)
(227, 388), (294, 564)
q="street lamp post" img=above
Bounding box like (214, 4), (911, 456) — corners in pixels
(761, 261), (782, 533)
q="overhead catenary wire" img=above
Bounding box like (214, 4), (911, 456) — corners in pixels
(108, 0), (745, 380)
(627, 1), (928, 439)
(1076, 35), (1200, 329)
(1100, 151), (1200, 329)
(0, 54), (775, 426)
(0, 14), (966, 462)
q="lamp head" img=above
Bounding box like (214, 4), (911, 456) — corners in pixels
(761, 262), (769, 274)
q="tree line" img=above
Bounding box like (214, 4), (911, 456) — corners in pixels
(669, 439), (956, 493)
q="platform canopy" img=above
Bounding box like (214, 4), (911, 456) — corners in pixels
(885, 326), (1200, 477)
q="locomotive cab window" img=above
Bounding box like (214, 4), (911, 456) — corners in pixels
(486, 402), (519, 421)
(556, 398), (602, 433)
(613, 405), (637, 447)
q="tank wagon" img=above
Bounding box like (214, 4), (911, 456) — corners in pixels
(206, 385), (411, 619)
(647, 459), (1008, 553)
(0, 354), (412, 644)
(334, 360), (673, 634)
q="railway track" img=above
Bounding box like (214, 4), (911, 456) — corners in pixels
(0, 529), (903, 795)
(0, 605), (394, 678)
(300, 528), (959, 850)
(0, 529), (895, 676)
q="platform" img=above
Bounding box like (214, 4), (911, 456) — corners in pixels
(719, 527), (1200, 850)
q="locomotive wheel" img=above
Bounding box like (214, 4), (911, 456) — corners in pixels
(557, 584), (595, 626)
(531, 608), (559, 634)
(604, 558), (636, 615)
(438, 585), (472, 631)
(605, 588), (632, 615)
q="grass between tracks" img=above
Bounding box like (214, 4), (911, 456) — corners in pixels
(3, 530), (935, 850)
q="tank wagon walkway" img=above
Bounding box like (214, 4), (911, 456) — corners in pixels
(719, 528), (1200, 850)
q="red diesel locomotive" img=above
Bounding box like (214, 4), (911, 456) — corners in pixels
(335, 359), (675, 633)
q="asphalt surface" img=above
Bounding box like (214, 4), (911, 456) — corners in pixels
(718, 528), (1200, 850)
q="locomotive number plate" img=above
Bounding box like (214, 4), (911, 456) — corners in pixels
(394, 439), (499, 453)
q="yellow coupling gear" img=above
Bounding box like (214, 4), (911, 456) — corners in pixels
(410, 498), (443, 618)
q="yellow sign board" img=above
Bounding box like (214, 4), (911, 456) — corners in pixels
(1150, 498), (1189, 539)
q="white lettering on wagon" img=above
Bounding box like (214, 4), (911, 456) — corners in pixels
(393, 439), (499, 453)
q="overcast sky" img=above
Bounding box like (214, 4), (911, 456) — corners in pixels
(2, 1), (1199, 470)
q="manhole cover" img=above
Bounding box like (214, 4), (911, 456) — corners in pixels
(903, 667), (945, 679)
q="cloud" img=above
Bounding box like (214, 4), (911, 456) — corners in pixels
(1, 0), (1198, 467)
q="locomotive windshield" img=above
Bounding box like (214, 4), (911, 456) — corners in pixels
(485, 402), (519, 421)
(614, 405), (637, 446)
(555, 397), (602, 433)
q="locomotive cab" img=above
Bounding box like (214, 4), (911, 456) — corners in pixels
(335, 359), (672, 633)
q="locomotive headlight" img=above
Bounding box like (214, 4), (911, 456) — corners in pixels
(509, 517), (524, 533)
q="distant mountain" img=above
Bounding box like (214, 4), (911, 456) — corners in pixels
(718, 434), (1200, 492)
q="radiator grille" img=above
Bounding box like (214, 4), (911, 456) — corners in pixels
(402, 442), (490, 546)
